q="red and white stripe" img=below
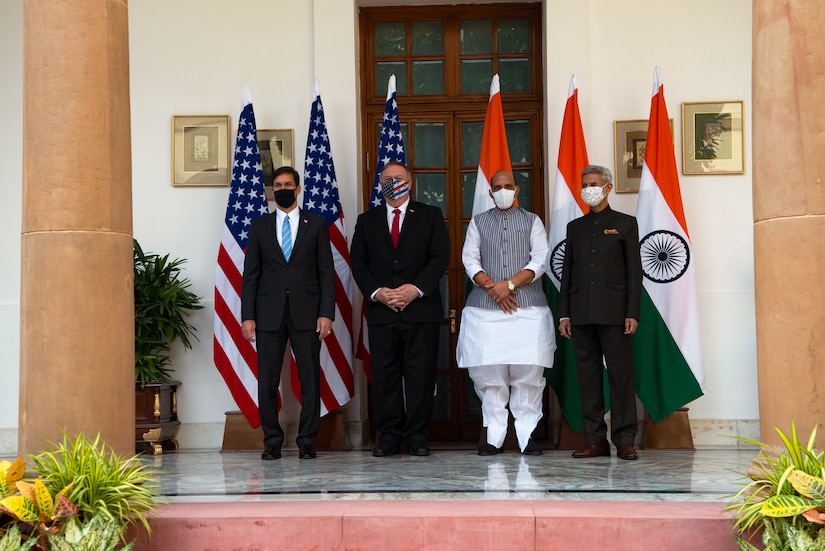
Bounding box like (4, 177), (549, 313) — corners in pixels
(214, 224), (261, 427)
(290, 215), (355, 415)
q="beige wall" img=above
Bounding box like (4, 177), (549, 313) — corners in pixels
(0, 0), (756, 452)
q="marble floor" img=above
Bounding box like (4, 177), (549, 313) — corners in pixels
(143, 446), (757, 505)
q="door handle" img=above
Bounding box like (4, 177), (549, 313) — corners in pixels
(448, 308), (457, 334)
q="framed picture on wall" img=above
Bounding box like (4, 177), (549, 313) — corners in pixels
(682, 101), (745, 175)
(613, 119), (673, 193)
(258, 129), (294, 200)
(172, 115), (230, 186)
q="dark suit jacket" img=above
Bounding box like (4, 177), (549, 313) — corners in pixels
(241, 209), (335, 331)
(350, 201), (450, 325)
(559, 205), (642, 326)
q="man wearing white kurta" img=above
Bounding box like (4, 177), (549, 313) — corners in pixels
(457, 170), (556, 456)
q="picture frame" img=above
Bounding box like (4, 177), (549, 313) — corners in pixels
(172, 115), (230, 186)
(613, 119), (673, 193)
(681, 101), (745, 175)
(258, 129), (294, 200)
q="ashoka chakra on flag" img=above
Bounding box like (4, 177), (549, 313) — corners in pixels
(639, 230), (690, 283)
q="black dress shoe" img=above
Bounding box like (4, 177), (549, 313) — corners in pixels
(261, 447), (281, 460)
(521, 439), (543, 456)
(409, 446), (430, 457)
(617, 444), (639, 461)
(571, 442), (611, 458)
(478, 443), (504, 456)
(372, 445), (399, 457)
(299, 444), (317, 459)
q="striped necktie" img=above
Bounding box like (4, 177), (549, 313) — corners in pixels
(281, 216), (292, 261)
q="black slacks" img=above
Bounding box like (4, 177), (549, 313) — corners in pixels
(571, 323), (637, 447)
(256, 300), (321, 450)
(368, 320), (440, 447)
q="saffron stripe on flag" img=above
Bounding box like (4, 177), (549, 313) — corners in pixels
(472, 74), (512, 218)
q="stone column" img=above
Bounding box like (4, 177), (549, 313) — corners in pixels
(20, 0), (134, 456)
(752, 0), (825, 448)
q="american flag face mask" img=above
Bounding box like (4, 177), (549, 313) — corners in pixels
(380, 178), (410, 201)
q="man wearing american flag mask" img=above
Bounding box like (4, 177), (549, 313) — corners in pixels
(351, 161), (450, 458)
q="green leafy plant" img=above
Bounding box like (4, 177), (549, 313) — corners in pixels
(45, 514), (133, 551)
(0, 433), (160, 549)
(28, 432), (162, 534)
(726, 422), (825, 550)
(134, 239), (203, 385)
(0, 523), (38, 551)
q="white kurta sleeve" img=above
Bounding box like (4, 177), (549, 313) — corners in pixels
(462, 218), (483, 282)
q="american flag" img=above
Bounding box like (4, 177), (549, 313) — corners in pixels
(214, 86), (269, 428)
(296, 83), (355, 415)
(356, 75), (406, 380)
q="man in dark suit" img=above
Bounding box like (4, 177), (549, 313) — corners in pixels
(559, 164), (643, 461)
(351, 161), (450, 457)
(241, 166), (335, 461)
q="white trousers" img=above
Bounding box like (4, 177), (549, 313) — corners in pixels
(469, 364), (546, 452)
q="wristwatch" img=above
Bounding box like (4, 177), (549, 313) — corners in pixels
(507, 280), (515, 291)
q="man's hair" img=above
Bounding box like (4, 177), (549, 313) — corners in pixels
(380, 161), (412, 181)
(273, 166), (300, 187)
(581, 164), (612, 185)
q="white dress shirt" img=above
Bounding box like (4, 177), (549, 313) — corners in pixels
(275, 207), (300, 249)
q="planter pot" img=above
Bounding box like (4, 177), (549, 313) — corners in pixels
(135, 381), (181, 455)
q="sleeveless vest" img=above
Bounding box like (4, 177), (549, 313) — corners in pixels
(465, 207), (548, 310)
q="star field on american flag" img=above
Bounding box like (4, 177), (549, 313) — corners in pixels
(227, 106), (268, 249)
(303, 102), (342, 226)
(369, 82), (406, 209)
(299, 88), (355, 415)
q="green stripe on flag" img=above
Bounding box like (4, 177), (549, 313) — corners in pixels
(633, 288), (704, 423)
(543, 276), (584, 432)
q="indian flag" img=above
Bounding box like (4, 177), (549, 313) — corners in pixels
(545, 74), (590, 432)
(472, 74), (512, 217)
(634, 68), (704, 422)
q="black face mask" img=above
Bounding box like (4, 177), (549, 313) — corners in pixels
(274, 188), (296, 209)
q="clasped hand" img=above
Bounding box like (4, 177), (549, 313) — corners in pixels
(485, 280), (518, 314)
(376, 284), (419, 312)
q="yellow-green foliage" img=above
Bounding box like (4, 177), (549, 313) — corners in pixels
(1, 479), (77, 527)
(29, 432), (161, 533)
(0, 458), (25, 497)
(727, 422), (825, 550)
(762, 469), (825, 521)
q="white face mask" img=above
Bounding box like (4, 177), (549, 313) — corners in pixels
(581, 184), (607, 207)
(491, 188), (516, 210)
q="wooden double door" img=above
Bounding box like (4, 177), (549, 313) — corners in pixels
(360, 4), (547, 442)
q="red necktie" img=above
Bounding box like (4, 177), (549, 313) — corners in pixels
(391, 208), (401, 249)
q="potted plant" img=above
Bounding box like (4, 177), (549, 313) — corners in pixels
(0, 432), (162, 550)
(133, 239), (203, 454)
(725, 422), (825, 550)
